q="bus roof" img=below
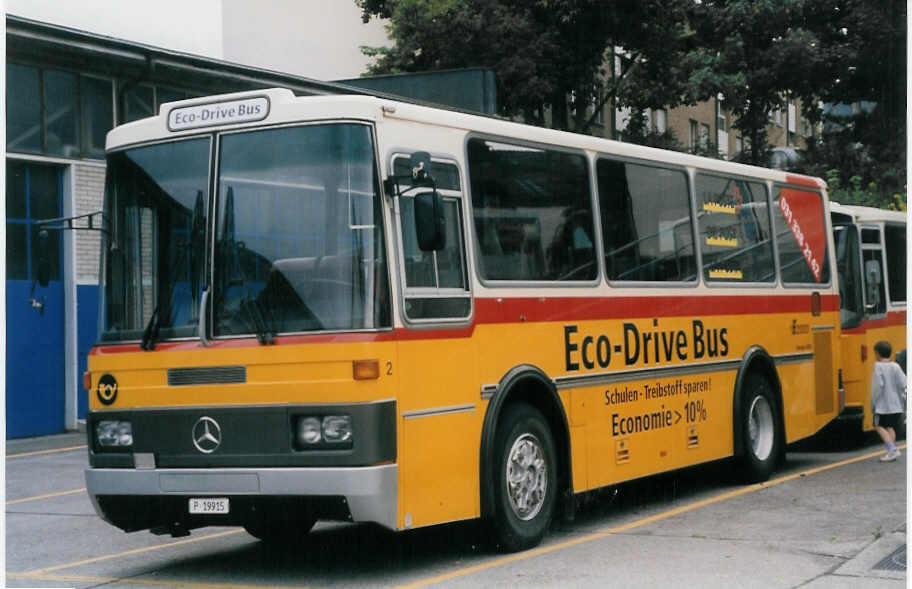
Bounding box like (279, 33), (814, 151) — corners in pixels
(830, 202), (907, 224)
(107, 87), (825, 189)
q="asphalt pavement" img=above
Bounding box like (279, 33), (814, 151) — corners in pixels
(3, 429), (907, 588)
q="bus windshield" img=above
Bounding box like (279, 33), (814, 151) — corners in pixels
(101, 123), (391, 344)
(212, 123), (390, 336)
(102, 138), (211, 343)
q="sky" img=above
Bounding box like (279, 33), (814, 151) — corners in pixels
(5, 0), (391, 80)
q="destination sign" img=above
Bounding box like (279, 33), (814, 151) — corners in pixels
(168, 96), (269, 131)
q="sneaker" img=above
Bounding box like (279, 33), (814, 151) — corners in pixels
(880, 452), (897, 462)
(892, 449), (902, 459)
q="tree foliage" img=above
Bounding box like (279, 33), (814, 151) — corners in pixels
(356, 0), (695, 131)
(357, 0), (905, 206)
(795, 1), (906, 207)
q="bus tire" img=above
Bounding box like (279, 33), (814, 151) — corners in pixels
(737, 373), (781, 483)
(489, 403), (557, 552)
(243, 515), (316, 544)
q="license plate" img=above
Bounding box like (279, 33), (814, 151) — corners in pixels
(189, 497), (229, 514)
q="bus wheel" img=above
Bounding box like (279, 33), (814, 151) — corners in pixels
(738, 374), (780, 483)
(490, 403), (557, 552)
(243, 515), (316, 544)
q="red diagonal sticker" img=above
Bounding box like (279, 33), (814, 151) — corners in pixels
(778, 188), (825, 282)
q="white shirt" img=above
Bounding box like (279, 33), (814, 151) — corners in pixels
(871, 361), (906, 415)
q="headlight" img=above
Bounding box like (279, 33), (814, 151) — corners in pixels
(294, 415), (353, 449)
(322, 415), (353, 443)
(96, 420), (133, 447)
(297, 417), (322, 445)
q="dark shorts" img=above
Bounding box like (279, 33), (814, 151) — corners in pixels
(874, 413), (903, 429)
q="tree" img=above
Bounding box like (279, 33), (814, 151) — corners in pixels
(686, 0), (905, 198)
(356, 0), (695, 132)
(358, 0), (905, 205)
(797, 0), (906, 205)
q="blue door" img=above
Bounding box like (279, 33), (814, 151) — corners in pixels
(6, 160), (66, 438)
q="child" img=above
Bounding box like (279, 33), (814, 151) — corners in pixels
(871, 340), (907, 461)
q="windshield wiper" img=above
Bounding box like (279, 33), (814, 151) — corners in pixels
(241, 296), (274, 345)
(141, 306), (161, 351)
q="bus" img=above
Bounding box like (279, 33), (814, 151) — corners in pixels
(830, 202), (907, 438)
(82, 88), (842, 552)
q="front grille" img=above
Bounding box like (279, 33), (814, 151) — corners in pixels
(167, 366), (246, 386)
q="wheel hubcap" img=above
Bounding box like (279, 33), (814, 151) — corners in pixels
(506, 433), (547, 521)
(748, 395), (774, 461)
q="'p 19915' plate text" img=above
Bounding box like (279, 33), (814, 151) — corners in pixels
(189, 498), (229, 514)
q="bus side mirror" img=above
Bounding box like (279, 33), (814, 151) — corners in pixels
(36, 229), (51, 287)
(414, 191), (446, 251)
(410, 151), (433, 186)
(109, 245), (124, 292)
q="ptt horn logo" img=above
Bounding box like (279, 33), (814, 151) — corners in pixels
(96, 374), (118, 405)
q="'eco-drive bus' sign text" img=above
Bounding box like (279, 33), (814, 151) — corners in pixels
(168, 97), (269, 131)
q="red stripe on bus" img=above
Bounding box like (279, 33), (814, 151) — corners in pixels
(89, 293), (839, 354)
(473, 294), (839, 324)
(840, 310), (907, 334)
(785, 174), (821, 189)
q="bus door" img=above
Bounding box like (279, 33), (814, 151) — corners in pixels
(858, 225), (887, 429)
(834, 222), (866, 421)
(390, 155), (478, 529)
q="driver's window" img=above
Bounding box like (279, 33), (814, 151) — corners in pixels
(393, 157), (471, 321)
(863, 250), (886, 315)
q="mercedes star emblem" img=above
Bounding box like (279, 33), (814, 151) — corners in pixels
(192, 416), (222, 454)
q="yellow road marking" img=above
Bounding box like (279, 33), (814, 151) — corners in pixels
(7, 444), (87, 459)
(25, 529), (245, 575)
(394, 445), (905, 589)
(8, 571), (316, 589)
(7, 488), (86, 505)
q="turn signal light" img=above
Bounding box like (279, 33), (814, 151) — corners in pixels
(83, 371), (92, 392)
(353, 359), (380, 380)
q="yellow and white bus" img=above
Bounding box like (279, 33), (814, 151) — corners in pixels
(830, 202), (907, 438)
(85, 88), (842, 551)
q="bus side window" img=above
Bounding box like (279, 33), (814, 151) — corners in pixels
(699, 174), (775, 284)
(467, 138), (597, 282)
(597, 158), (695, 282)
(771, 187), (831, 285)
(884, 223), (906, 306)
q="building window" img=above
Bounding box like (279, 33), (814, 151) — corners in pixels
(716, 102), (729, 158)
(6, 62), (114, 160)
(655, 109), (667, 134)
(7, 63), (42, 153)
(699, 123), (710, 149)
(689, 119), (698, 150)
(45, 70), (80, 157)
(156, 86), (189, 107)
(81, 76), (114, 158)
(124, 85), (155, 122)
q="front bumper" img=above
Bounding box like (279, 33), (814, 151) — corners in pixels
(85, 464), (397, 531)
